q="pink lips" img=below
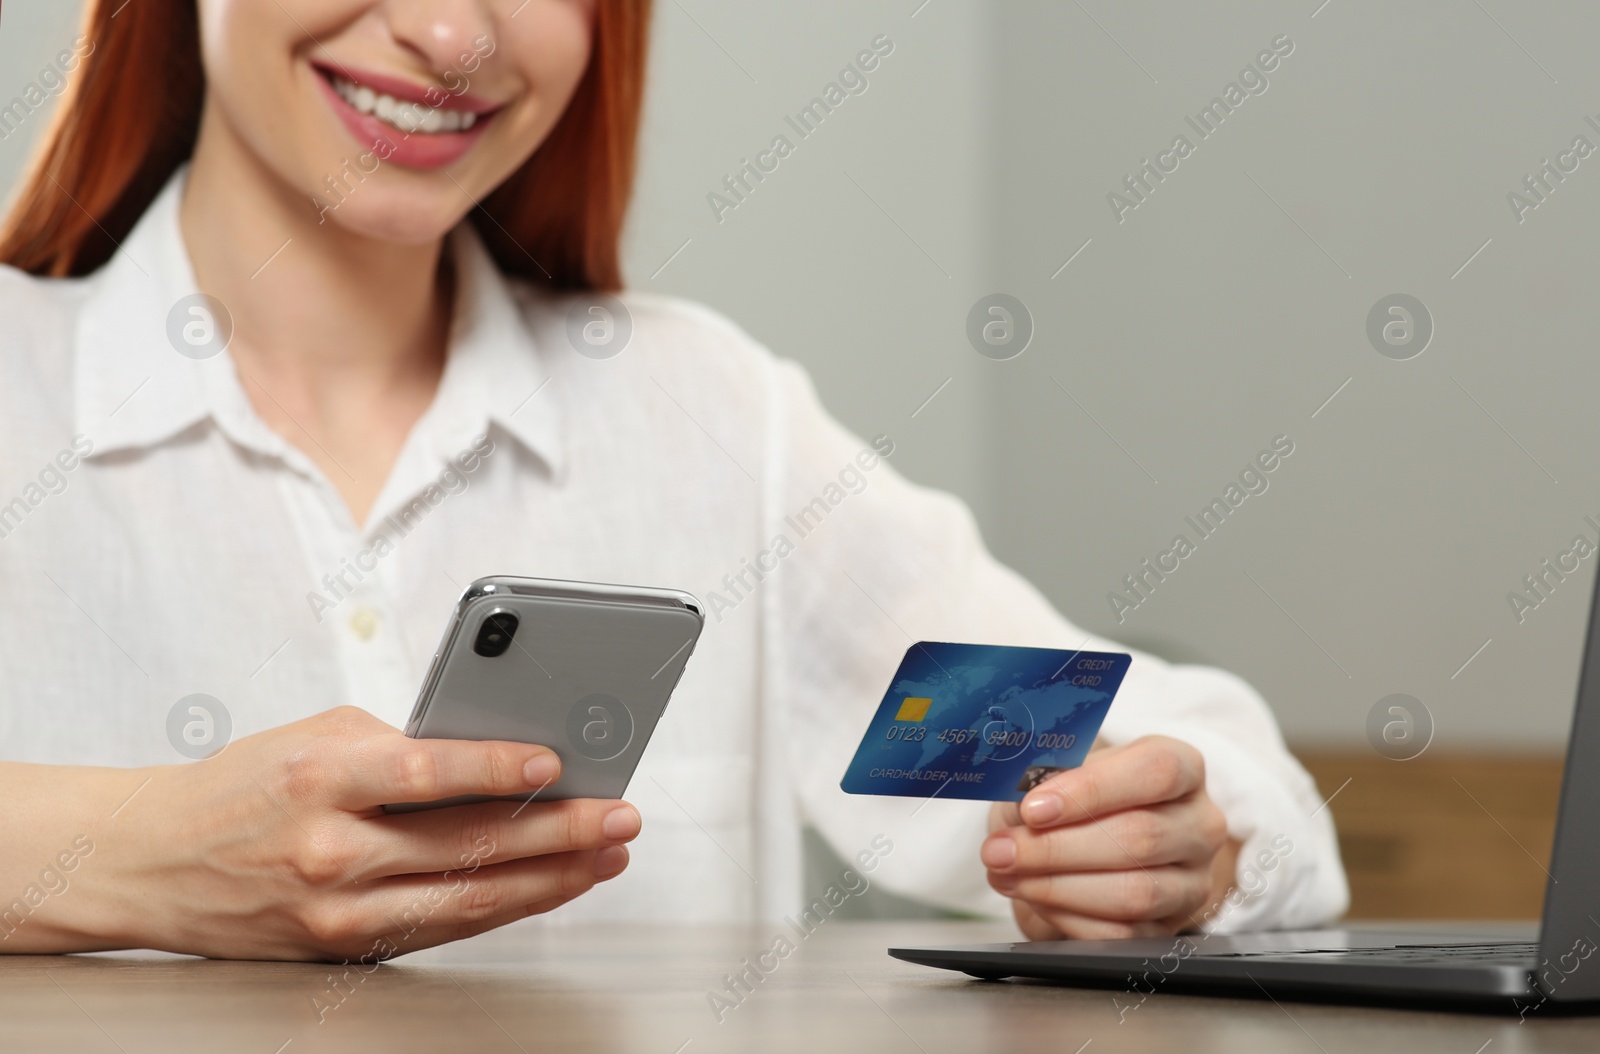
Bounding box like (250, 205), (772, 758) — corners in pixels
(311, 62), (500, 171)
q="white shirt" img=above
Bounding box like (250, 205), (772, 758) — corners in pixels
(0, 168), (1347, 930)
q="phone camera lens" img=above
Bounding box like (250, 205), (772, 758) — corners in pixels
(473, 611), (519, 657)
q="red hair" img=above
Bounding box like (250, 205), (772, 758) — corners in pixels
(0, 0), (651, 291)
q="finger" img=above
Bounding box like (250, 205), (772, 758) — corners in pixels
(395, 891), (590, 955)
(309, 846), (630, 950)
(982, 798), (1227, 876)
(991, 864), (1213, 924)
(357, 797), (641, 878)
(1018, 736), (1205, 829)
(991, 740), (1129, 830)
(1012, 899), (1179, 942)
(325, 735), (565, 810)
(317, 887), (596, 961)
(988, 800), (1020, 832)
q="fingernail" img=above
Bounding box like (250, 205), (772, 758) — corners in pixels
(602, 804), (641, 842)
(981, 835), (1017, 870)
(593, 844), (629, 879)
(990, 871), (1018, 893)
(1021, 793), (1063, 826)
(523, 754), (559, 787)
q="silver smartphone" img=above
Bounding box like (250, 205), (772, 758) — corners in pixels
(384, 576), (704, 813)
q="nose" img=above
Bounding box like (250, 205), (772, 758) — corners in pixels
(383, 0), (496, 78)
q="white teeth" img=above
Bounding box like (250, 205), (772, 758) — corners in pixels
(328, 73), (481, 135)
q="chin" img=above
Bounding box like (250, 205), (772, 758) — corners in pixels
(316, 189), (470, 246)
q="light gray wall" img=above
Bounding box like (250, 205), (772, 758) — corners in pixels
(626, 0), (1001, 528)
(5, 1), (1595, 753)
(981, 0), (1600, 751)
(631, 0), (1600, 753)
(0, 0), (82, 190)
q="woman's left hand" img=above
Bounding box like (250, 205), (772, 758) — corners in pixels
(983, 735), (1240, 940)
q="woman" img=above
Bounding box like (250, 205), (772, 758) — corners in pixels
(0, 0), (1345, 960)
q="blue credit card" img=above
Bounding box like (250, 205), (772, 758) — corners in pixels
(840, 642), (1131, 802)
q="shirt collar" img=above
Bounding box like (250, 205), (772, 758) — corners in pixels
(432, 221), (565, 477)
(73, 165), (564, 477)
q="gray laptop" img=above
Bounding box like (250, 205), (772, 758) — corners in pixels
(889, 574), (1600, 1012)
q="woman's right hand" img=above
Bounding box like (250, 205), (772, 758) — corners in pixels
(61, 706), (639, 961)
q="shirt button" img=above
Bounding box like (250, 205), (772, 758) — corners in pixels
(349, 607), (380, 640)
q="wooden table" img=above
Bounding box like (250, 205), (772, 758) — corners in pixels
(2, 921), (1597, 1052)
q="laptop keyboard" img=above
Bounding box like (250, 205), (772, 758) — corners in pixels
(1204, 941), (1539, 966)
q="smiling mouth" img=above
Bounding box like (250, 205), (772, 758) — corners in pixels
(320, 69), (487, 135)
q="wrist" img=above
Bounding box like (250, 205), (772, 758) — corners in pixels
(89, 763), (190, 951)
(39, 764), (178, 952)
(1186, 836), (1244, 933)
